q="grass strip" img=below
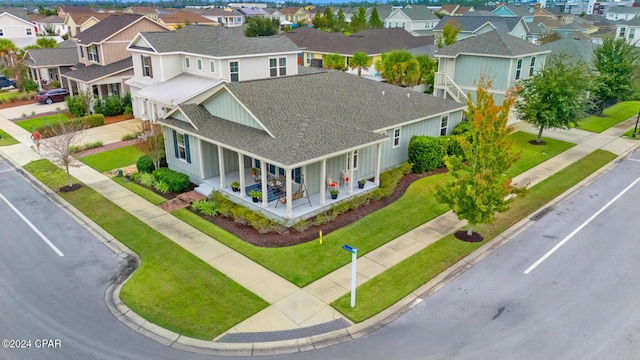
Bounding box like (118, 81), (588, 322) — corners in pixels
(24, 159), (268, 339)
(112, 176), (167, 205)
(0, 128), (18, 146)
(577, 101), (640, 133)
(332, 149), (616, 322)
(79, 145), (145, 172)
(14, 113), (71, 133)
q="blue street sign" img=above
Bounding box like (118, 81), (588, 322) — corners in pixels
(342, 244), (355, 253)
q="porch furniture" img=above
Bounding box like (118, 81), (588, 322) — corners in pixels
(276, 175), (311, 208)
(326, 175), (339, 192)
(341, 170), (350, 189)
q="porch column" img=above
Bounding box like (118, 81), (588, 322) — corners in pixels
(374, 143), (382, 186)
(320, 159), (326, 205)
(260, 161), (268, 208)
(347, 151), (354, 195)
(34, 69), (42, 91)
(217, 145), (226, 189)
(238, 153), (246, 198)
(285, 167), (293, 217)
(198, 138), (205, 179)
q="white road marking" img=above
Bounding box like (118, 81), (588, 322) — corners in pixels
(0, 169), (12, 173)
(524, 175), (640, 274)
(0, 192), (64, 257)
(628, 158), (640, 162)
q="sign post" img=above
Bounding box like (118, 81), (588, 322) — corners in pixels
(342, 244), (357, 308)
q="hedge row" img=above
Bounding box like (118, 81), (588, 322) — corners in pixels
(408, 121), (470, 173)
(36, 114), (104, 138)
(152, 167), (191, 193)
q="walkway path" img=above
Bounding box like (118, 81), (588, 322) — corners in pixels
(0, 103), (638, 347)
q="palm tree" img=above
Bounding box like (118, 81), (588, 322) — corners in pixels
(0, 38), (18, 68)
(349, 52), (371, 77)
(323, 53), (346, 70)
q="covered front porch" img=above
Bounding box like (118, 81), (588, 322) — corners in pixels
(194, 166), (378, 223)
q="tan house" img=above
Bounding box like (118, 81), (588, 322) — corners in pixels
(279, 7), (308, 23)
(157, 11), (217, 29)
(64, 12), (111, 38)
(61, 14), (172, 99)
(123, 6), (160, 20)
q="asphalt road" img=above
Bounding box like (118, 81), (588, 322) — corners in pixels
(1, 150), (639, 360)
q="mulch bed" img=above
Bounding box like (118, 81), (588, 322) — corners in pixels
(191, 168), (449, 248)
(59, 184), (84, 192)
(454, 230), (483, 242)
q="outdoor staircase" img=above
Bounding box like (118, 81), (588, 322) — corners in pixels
(434, 72), (469, 104)
(194, 182), (214, 197)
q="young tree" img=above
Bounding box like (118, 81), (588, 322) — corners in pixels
(436, 18), (461, 48)
(140, 123), (165, 170)
(333, 8), (346, 32)
(323, 53), (346, 70)
(368, 7), (383, 28)
(323, 7), (334, 30)
(350, 7), (367, 33)
(537, 31), (561, 45)
(244, 17), (279, 37)
(348, 51), (371, 76)
(42, 118), (86, 189)
(312, 12), (327, 29)
(375, 50), (421, 87)
(592, 37), (640, 110)
(516, 54), (592, 143)
(435, 78), (524, 238)
(416, 55), (437, 93)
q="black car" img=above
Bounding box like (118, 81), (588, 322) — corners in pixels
(35, 88), (70, 104)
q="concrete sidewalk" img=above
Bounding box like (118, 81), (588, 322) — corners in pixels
(1, 108), (639, 353)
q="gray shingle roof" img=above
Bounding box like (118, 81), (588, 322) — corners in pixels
(436, 29), (548, 58)
(400, 5), (439, 21)
(140, 25), (300, 57)
(434, 15), (523, 32)
(24, 47), (78, 67)
(625, 16), (640, 26)
(161, 71), (464, 166)
(63, 57), (132, 82)
(542, 33), (595, 64)
(75, 14), (146, 45)
(494, 4), (532, 17)
(283, 27), (434, 56)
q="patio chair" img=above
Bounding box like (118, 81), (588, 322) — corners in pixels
(326, 175), (339, 192)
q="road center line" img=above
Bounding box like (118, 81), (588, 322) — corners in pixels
(524, 175), (640, 275)
(0, 192), (64, 257)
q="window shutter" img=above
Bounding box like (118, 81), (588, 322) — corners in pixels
(149, 56), (153, 78)
(185, 135), (191, 163)
(140, 55), (144, 75)
(173, 130), (178, 158)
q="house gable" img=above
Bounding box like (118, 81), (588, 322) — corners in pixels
(201, 87), (273, 137)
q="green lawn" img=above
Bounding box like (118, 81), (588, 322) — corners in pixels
(577, 101), (640, 133)
(0, 90), (30, 102)
(174, 132), (575, 287)
(24, 159), (268, 339)
(112, 176), (167, 205)
(622, 126), (640, 140)
(332, 149), (617, 322)
(79, 146), (145, 172)
(507, 132), (575, 177)
(0, 129), (18, 146)
(14, 113), (71, 133)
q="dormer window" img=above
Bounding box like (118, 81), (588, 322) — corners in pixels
(269, 57), (286, 77)
(87, 45), (99, 63)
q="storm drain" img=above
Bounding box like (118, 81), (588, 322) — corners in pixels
(531, 206), (552, 221)
(217, 319), (350, 343)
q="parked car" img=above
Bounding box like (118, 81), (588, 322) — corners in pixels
(0, 75), (16, 88)
(35, 88), (70, 104)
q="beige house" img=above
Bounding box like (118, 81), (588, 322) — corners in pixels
(0, 12), (37, 48)
(64, 12), (111, 38)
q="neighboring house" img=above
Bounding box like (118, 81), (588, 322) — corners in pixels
(616, 17), (640, 46)
(64, 12), (111, 38)
(384, 5), (440, 36)
(542, 32), (596, 63)
(366, 5), (397, 24)
(200, 8), (243, 27)
(123, 6), (160, 20)
(61, 14), (171, 98)
(589, 27), (617, 44)
(33, 15), (68, 37)
(605, 6), (640, 21)
(278, 7), (307, 23)
(158, 11), (218, 29)
(235, 7), (267, 19)
(433, 15), (531, 42)
(283, 27), (434, 77)
(0, 12), (38, 48)
(492, 4), (534, 22)
(537, 7), (575, 23)
(555, 22), (589, 35)
(58, 6), (92, 19)
(23, 40), (78, 89)
(433, 29), (550, 105)
(437, 5), (475, 16)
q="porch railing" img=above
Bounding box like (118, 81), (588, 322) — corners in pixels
(434, 72), (469, 104)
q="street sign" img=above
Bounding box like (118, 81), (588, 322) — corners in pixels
(342, 244), (356, 254)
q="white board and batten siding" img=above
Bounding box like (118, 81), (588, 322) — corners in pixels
(203, 91), (264, 130)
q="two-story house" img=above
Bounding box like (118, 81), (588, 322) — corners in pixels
(60, 14), (171, 99)
(32, 15), (68, 37)
(492, 4), (534, 23)
(384, 5), (440, 36)
(200, 8), (244, 27)
(616, 17), (640, 47)
(24, 40), (78, 89)
(125, 24), (466, 221)
(433, 15), (531, 42)
(433, 29), (550, 105)
(0, 11), (38, 48)
(605, 6), (640, 21)
(63, 12), (111, 38)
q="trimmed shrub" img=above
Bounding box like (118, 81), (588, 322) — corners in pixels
(78, 114), (104, 128)
(192, 199), (218, 217)
(152, 168), (191, 193)
(35, 114), (103, 138)
(103, 95), (124, 116)
(154, 181), (171, 194)
(21, 80), (38, 93)
(408, 135), (445, 173)
(93, 98), (105, 116)
(66, 95), (87, 117)
(122, 131), (142, 141)
(131, 172), (156, 188)
(136, 155), (155, 173)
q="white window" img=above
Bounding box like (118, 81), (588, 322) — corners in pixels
(25, 27), (32, 36)
(185, 57), (190, 69)
(440, 115), (448, 136)
(393, 128), (401, 148)
(529, 57), (536, 77)
(269, 57), (287, 77)
(87, 45), (99, 62)
(209, 60), (215, 73)
(515, 58), (523, 80)
(142, 55), (153, 77)
(230, 61), (239, 82)
(619, 27), (626, 37)
(173, 130), (190, 163)
(347, 150), (358, 170)
(197, 58), (202, 71)
(177, 133), (186, 159)
(630, 28), (635, 39)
